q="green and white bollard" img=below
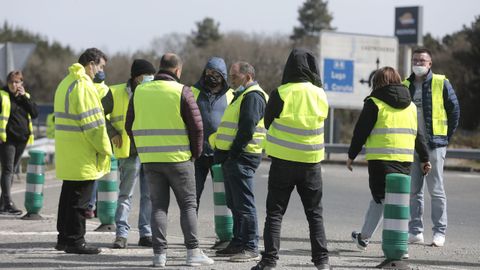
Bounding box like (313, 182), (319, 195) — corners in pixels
(378, 173), (410, 269)
(22, 150), (46, 220)
(95, 157), (118, 232)
(211, 164), (233, 248)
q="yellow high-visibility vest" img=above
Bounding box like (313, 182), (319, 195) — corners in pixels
(214, 85), (268, 154)
(365, 97), (417, 162)
(132, 80), (191, 163)
(54, 63), (112, 180)
(403, 74), (448, 136)
(264, 82), (328, 163)
(46, 113), (55, 139)
(109, 83), (130, 158)
(0, 90), (34, 144)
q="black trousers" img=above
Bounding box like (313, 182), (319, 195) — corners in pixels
(57, 180), (95, 247)
(0, 141), (27, 205)
(367, 160), (411, 203)
(261, 157), (329, 266)
(194, 155), (214, 210)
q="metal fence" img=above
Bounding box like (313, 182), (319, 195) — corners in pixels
(325, 143), (480, 160)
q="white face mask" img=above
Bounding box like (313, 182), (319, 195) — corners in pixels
(412, 65), (428, 76)
(141, 75), (155, 84)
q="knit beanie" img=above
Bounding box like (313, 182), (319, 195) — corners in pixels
(131, 59), (156, 78)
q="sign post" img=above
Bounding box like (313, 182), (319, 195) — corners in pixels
(394, 6), (423, 78)
(319, 31), (399, 110)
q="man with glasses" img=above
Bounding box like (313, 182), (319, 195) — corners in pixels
(403, 47), (460, 248)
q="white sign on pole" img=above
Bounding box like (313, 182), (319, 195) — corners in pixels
(319, 31), (398, 109)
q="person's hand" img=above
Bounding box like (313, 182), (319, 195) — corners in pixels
(346, 158), (354, 171)
(421, 161), (432, 176)
(111, 135), (122, 148)
(16, 85), (26, 97)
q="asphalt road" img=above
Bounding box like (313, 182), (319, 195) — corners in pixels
(1, 161), (479, 269)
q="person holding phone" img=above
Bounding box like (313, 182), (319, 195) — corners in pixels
(0, 70), (38, 215)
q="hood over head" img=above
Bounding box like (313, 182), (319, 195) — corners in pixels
(194, 57), (228, 91)
(369, 84), (412, 109)
(281, 48), (322, 87)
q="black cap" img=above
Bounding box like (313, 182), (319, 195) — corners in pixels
(131, 59), (156, 78)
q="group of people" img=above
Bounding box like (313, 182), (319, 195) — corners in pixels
(0, 45), (459, 270)
(347, 48), (459, 258)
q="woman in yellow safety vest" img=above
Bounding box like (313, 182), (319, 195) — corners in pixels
(346, 67), (431, 253)
(0, 70), (38, 215)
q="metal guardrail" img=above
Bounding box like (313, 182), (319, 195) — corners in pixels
(325, 143), (480, 160)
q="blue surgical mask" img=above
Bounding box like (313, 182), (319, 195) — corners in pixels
(142, 75), (155, 84)
(235, 85), (245, 93)
(93, 71), (106, 83)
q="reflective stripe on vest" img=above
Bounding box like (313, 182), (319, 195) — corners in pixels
(132, 80), (191, 163)
(403, 74), (448, 136)
(55, 81), (105, 132)
(264, 82), (329, 163)
(0, 90), (34, 144)
(214, 85), (268, 154)
(110, 83), (130, 158)
(365, 97), (417, 162)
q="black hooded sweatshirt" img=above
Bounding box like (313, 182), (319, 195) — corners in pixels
(348, 84), (429, 163)
(264, 48), (322, 129)
(0, 87), (38, 143)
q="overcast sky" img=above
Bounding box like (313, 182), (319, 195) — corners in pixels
(1, 0), (478, 54)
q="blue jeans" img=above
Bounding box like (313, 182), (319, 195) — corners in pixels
(88, 181), (98, 210)
(409, 147), (447, 236)
(115, 155), (152, 238)
(222, 153), (261, 252)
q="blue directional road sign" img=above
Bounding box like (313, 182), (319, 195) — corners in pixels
(323, 58), (354, 93)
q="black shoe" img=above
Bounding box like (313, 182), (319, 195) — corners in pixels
(112, 236), (127, 249)
(251, 260), (276, 270)
(54, 243), (66, 251)
(351, 231), (368, 250)
(215, 243), (243, 257)
(1, 202), (23, 215)
(211, 240), (230, 250)
(138, 236), (152, 247)
(65, 243), (101, 254)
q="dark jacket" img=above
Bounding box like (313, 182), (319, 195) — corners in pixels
(348, 84), (429, 163)
(405, 70), (460, 148)
(125, 71), (203, 159)
(264, 48), (322, 129)
(193, 57), (230, 157)
(0, 88), (38, 143)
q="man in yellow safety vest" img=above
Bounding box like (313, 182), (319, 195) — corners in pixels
(403, 47), (460, 248)
(125, 53), (214, 267)
(54, 48), (112, 255)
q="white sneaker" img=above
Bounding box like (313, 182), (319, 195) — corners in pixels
(432, 234), (445, 247)
(408, 233), (424, 244)
(153, 253), (166, 267)
(402, 253), (409, 259)
(186, 248), (214, 266)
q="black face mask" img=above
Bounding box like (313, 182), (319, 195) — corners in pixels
(204, 74), (220, 89)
